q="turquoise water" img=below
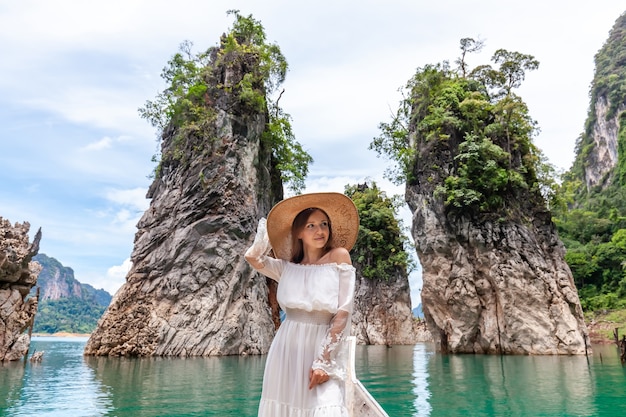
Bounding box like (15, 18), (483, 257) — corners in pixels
(1, 337), (625, 416)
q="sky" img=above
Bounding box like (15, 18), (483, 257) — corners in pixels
(0, 1), (624, 307)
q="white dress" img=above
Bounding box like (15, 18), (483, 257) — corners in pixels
(256, 256), (356, 417)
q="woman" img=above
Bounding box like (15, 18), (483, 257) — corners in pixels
(245, 192), (359, 417)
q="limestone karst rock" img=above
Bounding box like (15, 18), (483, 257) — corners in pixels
(408, 190), (589, 354)
(576, 13), (626, 191)
(406, 143), (589, 354)
(352, 271), (431, 345)
(348, 183), (431, 345)
(583, 96), (624, 189)
(399, 58), (589, 355)
(84, 33), (282, 357)
(0, 218), (42, 361)
(84, 17), (423, 356)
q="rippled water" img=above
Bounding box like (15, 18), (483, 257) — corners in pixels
(1, 337), (625, 416)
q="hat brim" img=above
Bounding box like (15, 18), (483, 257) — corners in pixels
(266, 192), (359, 261)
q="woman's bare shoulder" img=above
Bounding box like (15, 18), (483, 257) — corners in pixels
(328, 247), (352, 265)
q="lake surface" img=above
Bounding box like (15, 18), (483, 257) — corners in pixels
(1, 337), (625, 416)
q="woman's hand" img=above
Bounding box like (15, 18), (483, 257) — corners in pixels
(245, 218), (270, 269)
(308, 368), (329, 389)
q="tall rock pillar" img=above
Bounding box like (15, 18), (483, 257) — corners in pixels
(406, 162), (589, 355)
(85, 36), (282, 357)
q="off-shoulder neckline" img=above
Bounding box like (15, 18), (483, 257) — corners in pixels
(286, 261), (354, 269)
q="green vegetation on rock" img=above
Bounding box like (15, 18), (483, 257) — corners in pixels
(345, 183), (415, 279)
(552, 13), (626, 311)
(34, 298), (108, 334)
(367, 31), (626, 317)
(370, 38), (551, 217)
(139, 10), (311, 193)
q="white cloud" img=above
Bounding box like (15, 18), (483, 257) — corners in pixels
(105, 258), (132, 296)
(105, 188), (150, 212)
(79, 258), (132, 296)
(115, 209), (132, 222)
(409, 269), (423, 308)
(22, 88), (154, 137)
(81, 137), (113, 152)
(101, 188), (150, 234)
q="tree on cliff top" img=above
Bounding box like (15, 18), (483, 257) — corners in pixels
(139, 10), (311, 193)
(369, 38), (554, 216)
(346, 183), (415, 280)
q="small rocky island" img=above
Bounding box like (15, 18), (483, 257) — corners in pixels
(404, 62), (589, 354)
(0, 218), (41, 361)
(372, 39), (590, 354)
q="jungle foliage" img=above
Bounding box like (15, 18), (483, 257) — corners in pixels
(30, 254), (112, 334)
(370, 37), (551, 216)
(139, 10), (311, 193)
(33, 298), (107, 334)
(551, 13), (626, 311)
(346, 183), (415, 280)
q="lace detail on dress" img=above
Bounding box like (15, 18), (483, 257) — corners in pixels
(311, 263), (355, 380)
(311, 309), (350, 379)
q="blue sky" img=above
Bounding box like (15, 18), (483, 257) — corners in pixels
(0, 1), (623, 307)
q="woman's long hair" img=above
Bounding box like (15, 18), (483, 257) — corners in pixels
(290, 208), (333, 263)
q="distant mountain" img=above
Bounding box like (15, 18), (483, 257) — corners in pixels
(30, 254), (112, 334)
(412, 303), (424, 319)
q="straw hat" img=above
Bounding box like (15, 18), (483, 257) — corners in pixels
(266, 192), (360, 261)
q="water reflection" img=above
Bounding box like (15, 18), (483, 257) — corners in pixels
(1, 337), (624, 416)
(587, 344), (626, 415)
(352, 343), (626, 417)
(84, 353), (266, 416)
(412, 343), (433, 417)
(0, 356), (26, 412)
(423, 347), (624, 417)
(2, 337), (108, 417)
(355, 343), (436, 416)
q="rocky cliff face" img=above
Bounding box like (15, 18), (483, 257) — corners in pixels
(352, 266), (431, 345)
(84, 37), (282, 356)
(583, 96), (624, 189)
(32, 254), (111, 305)
(580, 11), (626, 191)
(347, 182), (431, 345)
(0, 218), (41, 361)
(407, 185), (589, 354)
(32, 254), (83, 300)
